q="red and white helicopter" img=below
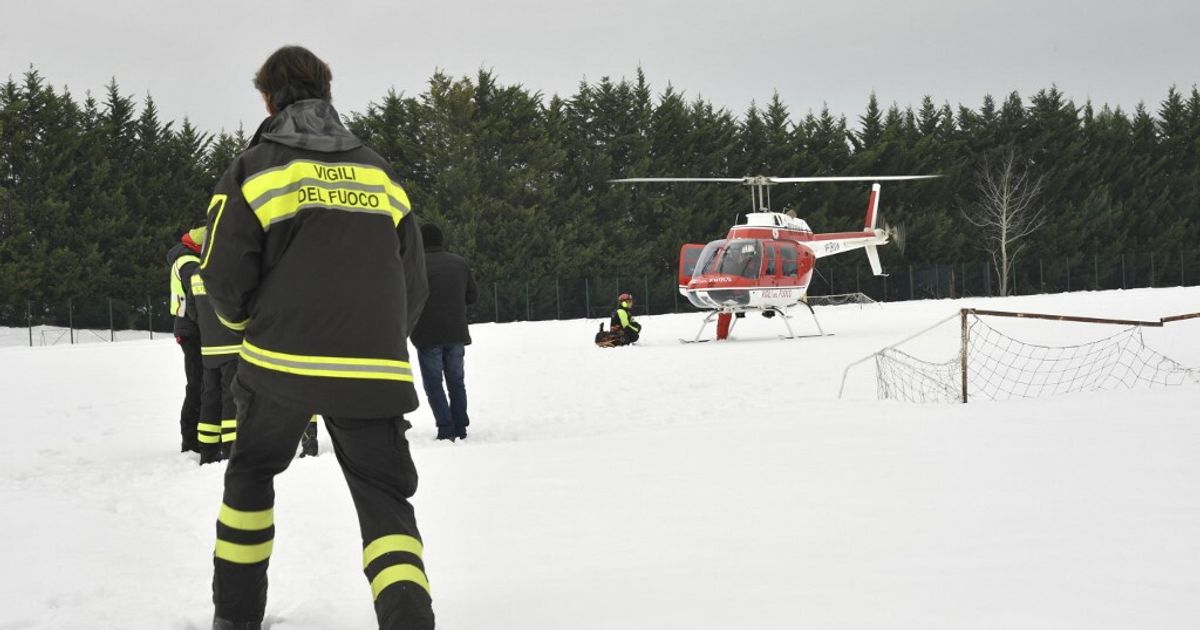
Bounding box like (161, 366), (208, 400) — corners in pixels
(612, 175), (938, 342)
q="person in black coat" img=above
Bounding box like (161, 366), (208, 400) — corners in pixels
(411, 223), (478, 441)
(167, 228), (205, 452)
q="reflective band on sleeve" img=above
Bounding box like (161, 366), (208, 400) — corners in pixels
(200, 195), (228, 270)
(220, 419), (237, 429)
(220, 432), (237, 443)
(370, 564), (431, 599)
(241, 160), (410, 230)
(215, 539), (273, 565)
(362, 534), (424, 569)
(216, 313), (250, 332)
(198, 433), (221, 444)
(218, 504), (273, 531)
(198, 422), (222, 433)
(190, 274), (207, 295)
(202, 344), (243, 356)
(240, 341), (413, 382)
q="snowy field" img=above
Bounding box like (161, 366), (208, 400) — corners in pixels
(2, 287), (1199, 629)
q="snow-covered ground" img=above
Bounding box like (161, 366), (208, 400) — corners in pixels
(2, 287), (1199, 630)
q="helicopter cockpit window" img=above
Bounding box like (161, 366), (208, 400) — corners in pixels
(694, 240), (727, 276)
(780, 245), (798, 277)
(718, 239), (761, 279)
(764, 245), (777, 276)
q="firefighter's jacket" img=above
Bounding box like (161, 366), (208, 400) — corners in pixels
(199, 99), (428, 418)
(611, 305), (640, 333)
(167, 242), (201, 339)
(190, 273), (243, 369)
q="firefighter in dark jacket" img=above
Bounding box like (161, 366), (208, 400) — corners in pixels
(411, 223), (478, 441)
(189, 251), (241, 465)
(610, 292), (642, 344)
(199, 46), (431, 630)
(168, 227), (205, 452)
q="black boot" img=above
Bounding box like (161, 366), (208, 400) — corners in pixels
(212, 617), (261, 630)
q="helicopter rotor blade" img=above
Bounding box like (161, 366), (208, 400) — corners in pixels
(769, 175), (941, 183)
(608, 177), (747, 183)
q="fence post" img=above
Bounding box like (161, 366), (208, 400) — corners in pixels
(1121, 254), (1126, 289)
(68, 298), (75, 345)
(643, 275), (650, 315)
(933, 266), (940, 298)
(1093, 254), (1099, 290)
(109, 298), (115, 342)
(673, 279), (678, 312)
(960, 308), (970, 404)
(1066, 257), (1071, 292)
(493, 282), (499, 322)
(27, 300), (33, 347)
(1150, 253), (1155, 288)
(585, 278), (591, 319)
(908, 265), (914, 300)
(147, 295), (153, 340)
(1039, 259), (1044, 292)
(555, 279), (561, 320)
(524, 281), (531, 321)
(1182, 250), (1187, 286)
(961, 262), (966, 297)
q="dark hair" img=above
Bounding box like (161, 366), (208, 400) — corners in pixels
(421, 223), (444, 247)
(253, 45), (332, 112)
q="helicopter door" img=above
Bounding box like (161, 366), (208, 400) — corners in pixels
(763, 243), (779, 284)
(678, 243), (705, 286)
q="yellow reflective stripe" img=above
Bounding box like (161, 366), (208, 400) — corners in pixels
(200, 194), (228, 270)
(219, 504), (273, 531)
(221, 432), (237, 443)
(198, 434), (221, 444)
(240, 341), (413, 382)
(215, 539), (273, 564)
(221, 419), (237, 429)
(363, 535), (424, 569)
(241, 160), (410, 230)
(190, 274), (207, 295)
(170, 255), (201, 316)
(216, 313), (249, 331)
(198, 422), (221, 433)
(202, 344), (242, 356)
(370, 564), (430, 599)
(310, 416), (318, 424)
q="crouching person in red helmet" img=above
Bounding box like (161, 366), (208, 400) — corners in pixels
(597, 292), (642, 347)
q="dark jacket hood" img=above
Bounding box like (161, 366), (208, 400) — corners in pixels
(258, 99), (362, 153)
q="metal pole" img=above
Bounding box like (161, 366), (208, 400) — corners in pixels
(1039, 259), (1044, 292)
(109, 298), (115, 342)
(908, 265), (914, 300)
(1066, 257), (1071, 292)
(27, 300), (33, 347)
(961, 262), (966, 297)
(933, 266), (939, 299)
(1150, 253), (1155, 288)
(147, 295), (154, 340)
(1121, 254), (1126, 289)
(68, 298), (75, 344)
(1183, 250), (1187, 286)
(643, 275), (650, 315)
(1093, 254), (1099, 290)
(585, 278), (591, 319)
(524, 281), (530, 321)
(493, 282), (499, 322)
(960, 309), (970, 404)
(555, 279), (561, 320)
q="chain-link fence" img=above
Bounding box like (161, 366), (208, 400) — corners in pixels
(3, 249), (1197, 347)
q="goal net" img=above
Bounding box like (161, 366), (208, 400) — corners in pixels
(868, 309), (1200, 403)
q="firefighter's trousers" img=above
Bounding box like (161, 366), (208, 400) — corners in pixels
(211, 376), (434, 629)
(198, 362), (238, 458)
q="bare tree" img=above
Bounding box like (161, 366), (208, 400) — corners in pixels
(962, 151), (1046, 296)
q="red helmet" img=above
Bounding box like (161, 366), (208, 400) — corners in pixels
(618, 292), (633, 304)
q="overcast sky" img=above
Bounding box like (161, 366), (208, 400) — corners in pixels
(3, 0), (1198, 135)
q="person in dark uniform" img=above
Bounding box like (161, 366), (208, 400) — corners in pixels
(610, 292), (642, 345)
(168, 227), (205, 452)
(199, 46), (431, 630)
(189, 255), (241, 465)
(411, 223), (478, 442)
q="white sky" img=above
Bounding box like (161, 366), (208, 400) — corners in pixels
(3, 0), (1198, 134)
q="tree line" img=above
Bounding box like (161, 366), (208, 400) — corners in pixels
(2, 67), (1198, 322)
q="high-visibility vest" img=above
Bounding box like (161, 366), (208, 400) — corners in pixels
(169, 254), (201, 318)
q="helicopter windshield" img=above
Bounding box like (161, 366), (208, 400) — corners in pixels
(694, 239), (727, 276)
(718, 239), (761, 279)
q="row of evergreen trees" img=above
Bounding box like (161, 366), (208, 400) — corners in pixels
(2, 67), (1198, 317)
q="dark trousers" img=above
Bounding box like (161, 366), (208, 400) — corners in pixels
(415, 344), (469, 436)
(179, 335), (203, 451)
(212, 376), (434, 629)
(199, 362), (238, 459)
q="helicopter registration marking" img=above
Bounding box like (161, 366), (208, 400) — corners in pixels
(759, 289), (793, 299)
(823, 242), (842, 254)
